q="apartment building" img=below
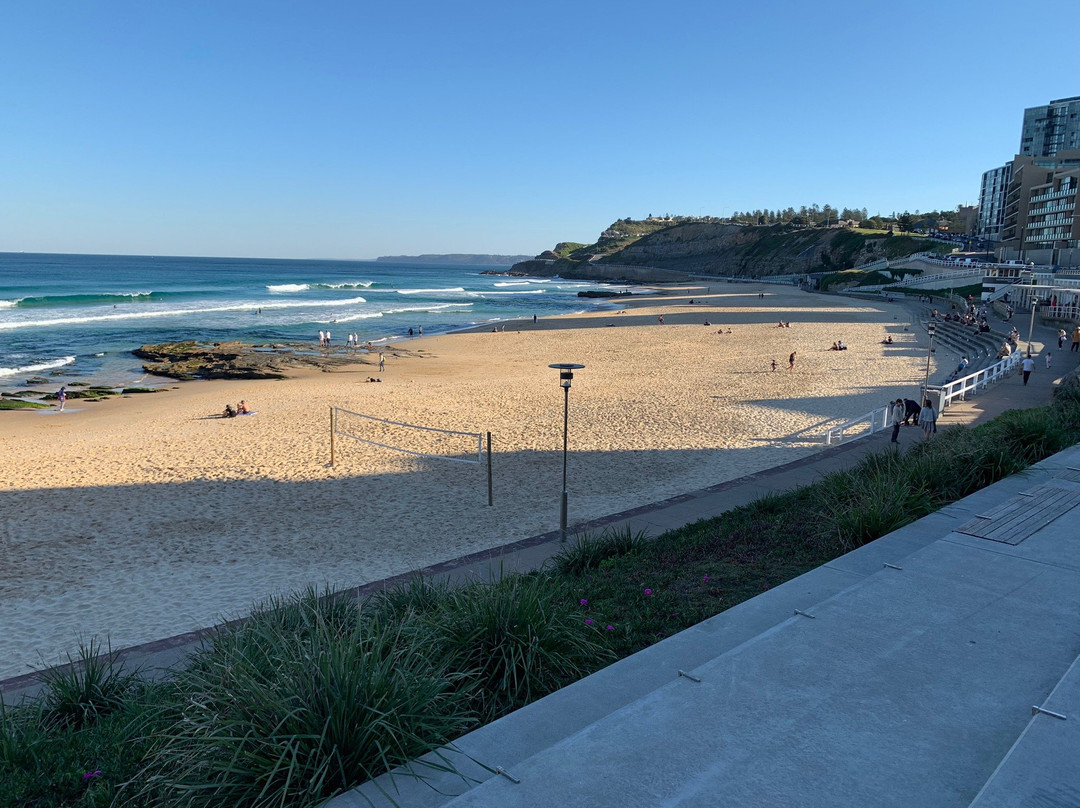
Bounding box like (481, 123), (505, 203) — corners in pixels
(1000, 150), (1080, 266)
(1019, 96), (1080, 158)
(977, 163), (1012, 241)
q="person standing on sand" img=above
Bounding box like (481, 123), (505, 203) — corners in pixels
(318, 330), (325, 346)
(378, 352), (385, 372)
(788, 351), (796, 370)
(57, 386), (66, 411)
(771, 359), (777, 372)
(1022, 353), (1035, 385)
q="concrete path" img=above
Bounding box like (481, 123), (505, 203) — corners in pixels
(330, 423), (1080, 808)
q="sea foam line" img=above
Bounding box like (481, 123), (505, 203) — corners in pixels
(266, 283), (311, 293)
(0, 297), (369, 330)
(394, 287), (466, 295)
(0, 355), (77, 378)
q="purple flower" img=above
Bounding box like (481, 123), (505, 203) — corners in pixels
(644, 588), (653, 596)
(83, 770), (102, 780)
(606, 625), (614, 631)
(585, 618), (595, 625)
(702, 575), (710, 582)
(579, 598), (588, 606)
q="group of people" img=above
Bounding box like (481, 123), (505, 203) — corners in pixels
(1057, 326), (1080, 352)
(222, 400), (251, 418)
(889, 397), (936, 442)
(829, 340), (848, 351)
(775, 321), (791, 328)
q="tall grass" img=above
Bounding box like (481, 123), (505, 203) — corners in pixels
(423, 573), (613, 722)
(123, 593), (473, 808)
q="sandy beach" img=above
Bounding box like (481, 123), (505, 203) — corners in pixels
(0, 283), (934, 681)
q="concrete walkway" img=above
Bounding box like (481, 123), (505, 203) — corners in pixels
(331, 441), (1080, 808)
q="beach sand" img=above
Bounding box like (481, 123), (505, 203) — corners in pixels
(0, 283), (932, 681)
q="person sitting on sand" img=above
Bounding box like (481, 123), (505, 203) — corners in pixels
(881, 336), (893, 345)
(237, 400), (250, 414)
(223, 404), (236, 418)
(703, 320), (710, 326)
(831, 341), (839, 351)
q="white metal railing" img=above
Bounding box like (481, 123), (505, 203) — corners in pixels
(825, 405), (895, 445)
(937, 352), (1023, 410)
(824, 352), (1024, 446)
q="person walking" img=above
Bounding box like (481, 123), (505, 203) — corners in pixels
(788, 351), (796, 371)
(1022, 353), (1035, 385)
(918, 398), (937, 439)
(1058, 328), (1067, 349)
(1046, 352), (1052, 369)
(890, 398), (905, 444)
(1072, 325), (1080, 353)
(771, 359), (777, 372)
(57, 386), (66, 412)
(378, 352), (385, 372)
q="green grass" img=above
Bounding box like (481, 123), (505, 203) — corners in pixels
(4, 380), (1080, 807)
(0, 399), (49, 409)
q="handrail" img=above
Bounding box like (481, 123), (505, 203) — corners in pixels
(824, 353), (1023, 446)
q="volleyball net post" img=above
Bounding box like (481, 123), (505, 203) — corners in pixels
(330, 406), (492, 505)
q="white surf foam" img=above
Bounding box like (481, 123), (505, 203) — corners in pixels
(0, 355), (77, 378)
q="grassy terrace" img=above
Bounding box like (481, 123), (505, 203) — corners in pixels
(4, 380), (1080, 807)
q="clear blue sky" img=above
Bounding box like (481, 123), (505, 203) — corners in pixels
(2, 0), (1077, 259)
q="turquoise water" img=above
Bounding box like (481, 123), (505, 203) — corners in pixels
(0, 253), (623, 387)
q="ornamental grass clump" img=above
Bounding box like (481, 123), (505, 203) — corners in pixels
(39, 638), (141, 731)
(552, 525), (649, 574)
(124, 592), (472, 808)
(423, 573), (613, 722)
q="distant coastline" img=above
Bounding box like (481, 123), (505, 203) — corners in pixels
(375, 253), (532, 266)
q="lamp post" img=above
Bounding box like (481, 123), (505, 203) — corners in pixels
(549, 363), (585, 541)
(923, 322), (936, 402)
(1027, 295), (1040, 356)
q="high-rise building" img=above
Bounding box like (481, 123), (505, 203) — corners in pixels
(978, 163), (1013, 242)
(1019, 97), (1080, 157)
(1000, 150), (1080, 266)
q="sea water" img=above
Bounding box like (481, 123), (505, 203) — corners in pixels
(0, 253), (626, 389)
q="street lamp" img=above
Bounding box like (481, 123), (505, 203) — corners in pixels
(923, 322), (936, 402)
(549, 363), (585, 542)
(1027, 296), (1040, 356)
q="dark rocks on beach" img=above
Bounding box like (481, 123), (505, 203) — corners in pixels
(25, 377), (50, 385)
(133, 340), (416, 381)
(576, 290), (634, 298)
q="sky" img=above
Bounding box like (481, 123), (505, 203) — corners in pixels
(2, 0), (1078, 260)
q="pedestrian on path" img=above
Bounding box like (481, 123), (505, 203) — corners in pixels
(57, 386), (66, 412)
(918, 398), (937, 439)
(1072, 325), (1080, 353)
(1046, 352), (1052, 369)
(1022, 354), (1035, 385)
(890, 398), (905, 444)
(1058, 328), (1067, 349)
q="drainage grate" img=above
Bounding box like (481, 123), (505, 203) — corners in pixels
(956, 485), (1080, 545)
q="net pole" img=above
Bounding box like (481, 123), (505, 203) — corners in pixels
(487, 431), (493, 506)
(330, 406), (336, 467)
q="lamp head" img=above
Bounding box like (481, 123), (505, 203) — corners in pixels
(549, 363), (585, 388)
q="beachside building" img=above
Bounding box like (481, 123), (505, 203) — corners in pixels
(1000, 150), (1080, 266)
(978, 163), (1013, 242)
(1019, 96), (1080, 158)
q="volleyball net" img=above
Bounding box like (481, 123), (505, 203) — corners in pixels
(329, 406), (493, 504)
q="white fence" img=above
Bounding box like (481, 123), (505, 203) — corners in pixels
(823, 352), (1023, 446)
(936, 352), (1023, 410)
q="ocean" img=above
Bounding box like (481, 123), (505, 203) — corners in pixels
(0, 253), (625, 389)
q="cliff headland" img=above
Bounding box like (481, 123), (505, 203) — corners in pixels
(508, 218), (948, 283)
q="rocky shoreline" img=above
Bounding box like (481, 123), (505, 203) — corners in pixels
(132, 340), (412, 381)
